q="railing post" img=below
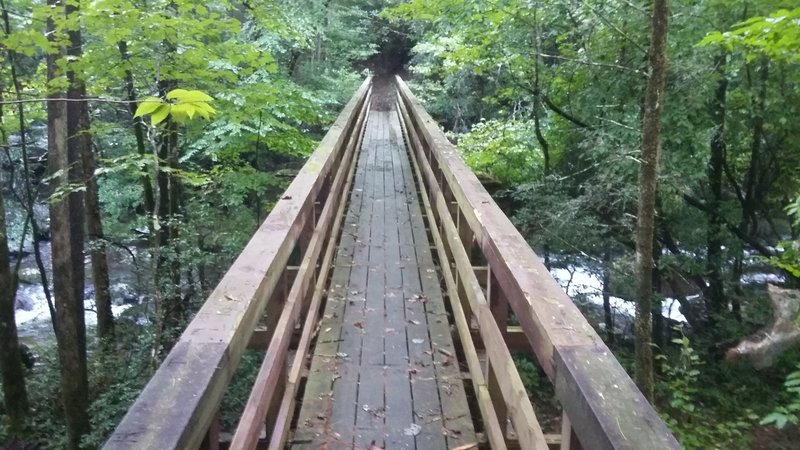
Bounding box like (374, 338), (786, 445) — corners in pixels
(199, 413), (220, 450)
(486, 361), (509, 441)
(265, 361), (288, 442)
(560, 412), (583, 450)
(488, 268), (509, 336)
(264, 268), (288, 341)
(487, 267), (510, 442)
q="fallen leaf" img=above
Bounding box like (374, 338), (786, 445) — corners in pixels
(403, 423), (422, 436)
(408, 294), (428, 303)
(412, 338), (425, 344)
(437, 348), (453, 358)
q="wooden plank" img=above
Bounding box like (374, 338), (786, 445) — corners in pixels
(402, 200), (447, 449)
(268, 95), (371, 450)
(291, 104), (373, 449)
(399, 98), (506, 450)
(230, 80), (369, 450)
(199, 413), (220, 450)
(395, 76), (680, 450)
(560, 412), (582, 450)
(466, 326), (532, 353)
(398, 93), (546, 449)
(105, 77), (372, 450)
(293, 106), (380, 449)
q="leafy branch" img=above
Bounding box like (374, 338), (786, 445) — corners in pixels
(134, 89), (216, 125)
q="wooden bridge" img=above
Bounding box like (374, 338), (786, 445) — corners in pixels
(105, 78), (680, 450)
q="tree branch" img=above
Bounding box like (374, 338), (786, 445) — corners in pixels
(682, 193), (775, 257)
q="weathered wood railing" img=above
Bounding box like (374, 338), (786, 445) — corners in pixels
(105, 77), (372, 450)
(395, 76), (680, 450)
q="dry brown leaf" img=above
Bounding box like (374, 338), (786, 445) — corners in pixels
(451, 443), (477, 450)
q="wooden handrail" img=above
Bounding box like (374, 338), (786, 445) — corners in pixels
(105, 77), (372, 450)
(395, 76), (680, 450)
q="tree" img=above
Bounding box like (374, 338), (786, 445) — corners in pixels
(0, 94), (29, 438)
(634, 0), (670, 402)
(47, 0), (90, 446)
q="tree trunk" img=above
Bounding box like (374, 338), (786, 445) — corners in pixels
(602, 249), (614, 347)
(532, 14), (551, 270)
(1, 0), (56, 329)
(49, 1), (90, 446)
(68, 17), (113, 344)
(154, 76), (184, 345)
(731, 58), (769, 317)
(0, 74), (29, 439)
(634, 0), (669, 402)
(119, 40), (156, 226)
(83, 137), (114, 342)
(706, 54), (728, 319)
(652, 237), (665, 352)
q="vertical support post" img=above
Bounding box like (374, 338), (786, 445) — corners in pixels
(457, 208), (473, 260)
(488, 269), (509, 336)
(199, 412), (220, 450)
(487, 360), (508, 440)
(560, 411), (583, 450)
(264, 269), (287, 337)
(265, 362), (288, 443)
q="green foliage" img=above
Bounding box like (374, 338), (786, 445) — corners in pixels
(0, 316), (156, 448)
(133, 89), (216, 125)
(455, 119), (541, 184)
(218, 350), (265, 429)
(762, 363), (800, 429)
(700, 8), (800, 62)
(658, 331), (756, 449)
(766, 241), (800, 278)
(1, 0), (388, 446)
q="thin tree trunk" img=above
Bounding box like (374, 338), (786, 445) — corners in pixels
(1, 1), (55, 329)
(602, 249), (614, 347)
(155, 75), (184, 344)
(652, 237), (665, 352)
(532, 10), (551, 270)
(731, 58), (769, 318)
(75, 50), (113, 344)
(706, 54), (728, 319)
(118, 40), (156, 226)
(0, 63), (29, 439)
(49, 1), (90, 446)
(635, 0), (669, 402)
(83, 141), (114, 342)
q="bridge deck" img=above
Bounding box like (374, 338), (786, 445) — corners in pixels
(290, 102), (476, 449)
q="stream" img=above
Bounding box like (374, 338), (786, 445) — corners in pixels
(13, 239), (148, 344)
(10, 240), (785, 344)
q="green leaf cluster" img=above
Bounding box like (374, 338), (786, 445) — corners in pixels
(134, 89), (216, 125)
